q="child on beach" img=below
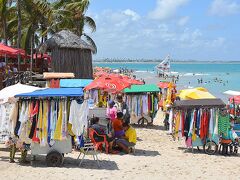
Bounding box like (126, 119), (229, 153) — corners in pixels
(112, 112), (125, 138)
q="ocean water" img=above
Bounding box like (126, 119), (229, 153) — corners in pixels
(93, 62), (240, 101)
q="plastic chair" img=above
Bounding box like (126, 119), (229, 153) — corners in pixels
(88, 128), (109, 154)
(77, 139), (100, 167)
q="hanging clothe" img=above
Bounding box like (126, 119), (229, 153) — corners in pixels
(69, 100), (89, 136)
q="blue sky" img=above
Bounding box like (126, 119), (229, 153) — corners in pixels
(87, 0), (240, 61)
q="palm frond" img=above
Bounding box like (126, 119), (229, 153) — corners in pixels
(82, 33), (97, 54)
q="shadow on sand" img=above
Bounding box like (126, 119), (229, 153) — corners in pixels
(133, 124), (166, 131)
(133, 149), (161, 157)
(0, 154), (119, 170)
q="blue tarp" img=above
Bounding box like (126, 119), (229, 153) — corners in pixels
(15, 88), (84, 97)
(60, 79), (93, 88)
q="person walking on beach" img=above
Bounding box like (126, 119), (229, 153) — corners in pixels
(114, 94), (130, 124)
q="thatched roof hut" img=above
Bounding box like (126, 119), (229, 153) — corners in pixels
(40, 30), (94, 79)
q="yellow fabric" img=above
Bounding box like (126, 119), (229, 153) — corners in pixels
(179, 87), (215, 100)
(175, 112), (180, 138)
(125, 126), (137, 144)
(192, 126), (197, 141)
(54, 101), (62, 140)
(67, 123), (74, 136)
(38, 100), (43, 140)
(43, 101), (48, 140)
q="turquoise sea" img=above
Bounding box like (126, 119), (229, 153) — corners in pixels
(93, 62), (240, 101)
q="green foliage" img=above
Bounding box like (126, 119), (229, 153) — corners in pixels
(0, 0), (97, 53)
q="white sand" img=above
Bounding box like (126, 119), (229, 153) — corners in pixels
(0, 111), (239, 180)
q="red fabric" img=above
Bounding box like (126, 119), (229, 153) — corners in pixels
(200, 111), (209, 140)
(31, 101), (40, 143)
(148, 94), (151, 112)
(50, 79), (60, 88)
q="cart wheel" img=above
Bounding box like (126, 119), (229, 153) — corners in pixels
(46, 151), (63, 167)
(203, 141), (218, 155)
(138, 117), (148, 126)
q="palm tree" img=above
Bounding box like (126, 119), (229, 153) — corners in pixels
(0, 0), (11, 45)
(51, 0), (97, 53)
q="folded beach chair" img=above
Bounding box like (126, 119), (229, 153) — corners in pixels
(77, 139), (100, 167)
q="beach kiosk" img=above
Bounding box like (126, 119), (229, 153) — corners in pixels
(172, 98), (226, 155)
(15, 88), (88, 166)
(123, 84), (160, 126)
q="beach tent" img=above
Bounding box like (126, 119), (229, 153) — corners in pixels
(15, 88), (83, 97)
(0, 83), (43, 104)
(124, 84), (160, 93)
(179, 87), (215, 100)
(60, 79), (93, 88)
(223, 90), (240, 96)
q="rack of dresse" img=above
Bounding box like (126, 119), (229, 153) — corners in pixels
(14, 88), (89, 166)
(171, 98), (229, 155)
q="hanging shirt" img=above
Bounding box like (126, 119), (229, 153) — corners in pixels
(69, 100), (89, 136)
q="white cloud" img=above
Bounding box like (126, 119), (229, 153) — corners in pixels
(123, 9), (140, 21)
(90, 9), (229, 60)
(209, 0), (240, 16)
(178, 16), (190, 26)
(149, 0), (189, 20)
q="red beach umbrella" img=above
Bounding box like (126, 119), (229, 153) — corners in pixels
(85, 76), (131, 92)
(230, 95), (240, 104)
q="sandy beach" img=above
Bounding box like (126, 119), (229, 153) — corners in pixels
(0, 111), (239, 180)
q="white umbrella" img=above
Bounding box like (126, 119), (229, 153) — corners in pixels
(0, 83), (44, 104)
(223, 90), (240, 96)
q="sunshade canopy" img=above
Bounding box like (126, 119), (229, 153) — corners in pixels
(85, 76), (131, 92)
(173, 99), (225, 109)
(0, 83), (43, 104)
(60, 79), (93, 88)
(0, 43), (27, 58)
(179, 87), (215, 100)
(223, 90), (240, 96)
(15, 88), (83, 97)
(124, 84), (160, 93)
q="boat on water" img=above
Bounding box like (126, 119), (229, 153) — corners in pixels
(155, 55), (171, 77)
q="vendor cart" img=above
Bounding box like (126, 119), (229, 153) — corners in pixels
(173, 98), (226, 155)
(124, 84), (160, 126)
(15, 88), (85, 166)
